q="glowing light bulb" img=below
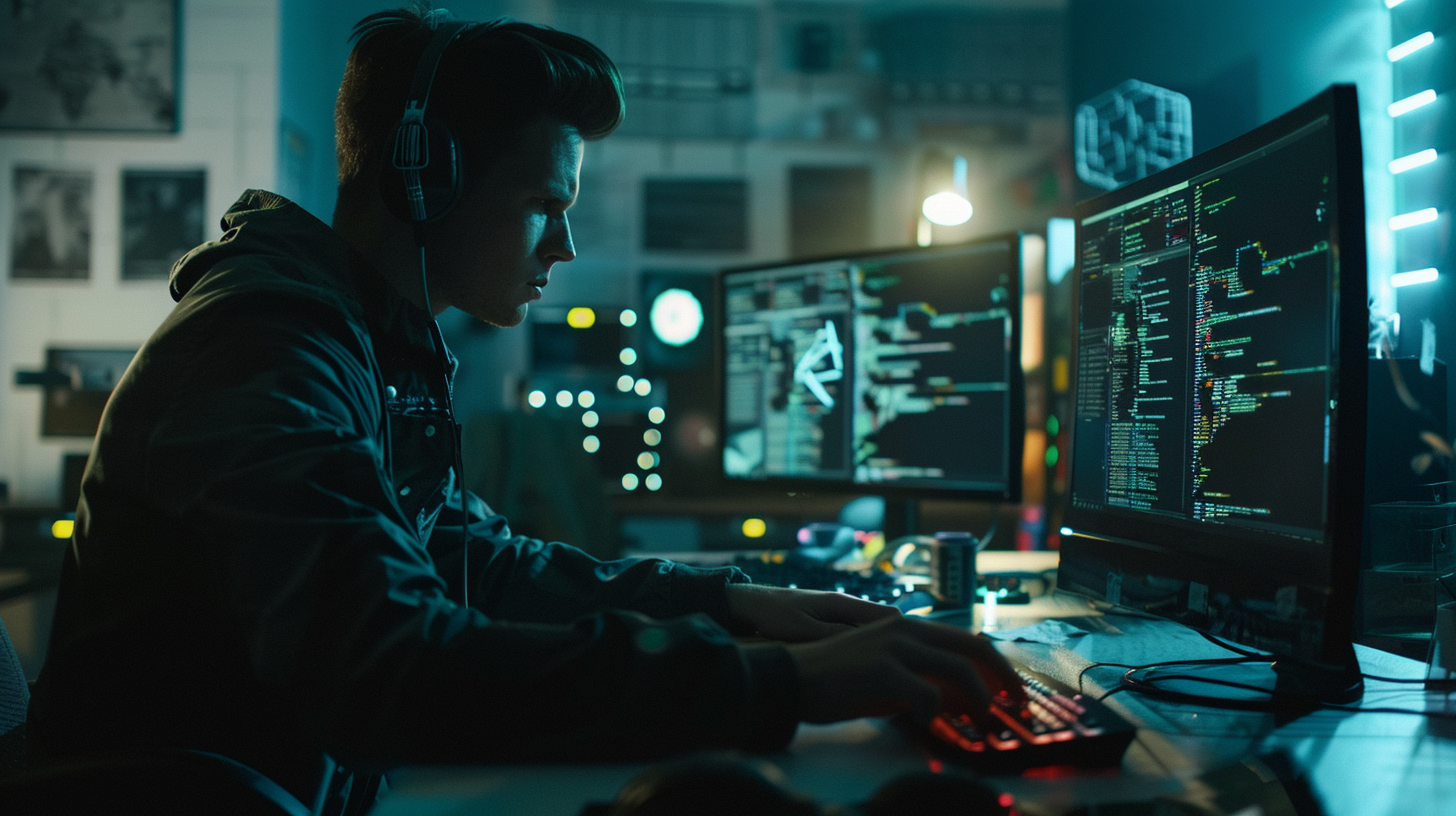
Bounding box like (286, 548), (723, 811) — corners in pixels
(566, 307), (596, 329)
(1389, 149), (1437, 174)
(1390, 208), (1439, 230)
(1389, 90), (1437, 117)
(1388, 31), (1434, 62)
(921, 192), (973, 226)
(649, 289), (703, 346)
(527, 390), (547, 409)
(1391, 268), (1439, 287)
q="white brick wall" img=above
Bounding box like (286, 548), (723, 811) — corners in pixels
(0, 0), (280, 504)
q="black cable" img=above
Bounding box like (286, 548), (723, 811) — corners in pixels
(1096, 616), (1456, 690)
(1196, 630), (1267, 658)
(1076, 656), (1262, 694)
(418, 243), (470, 611)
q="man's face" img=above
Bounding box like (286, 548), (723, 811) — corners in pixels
(427, 117), (582, 326)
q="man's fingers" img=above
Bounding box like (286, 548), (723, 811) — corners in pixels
(888, 636), (995, 716)
(785, 616), (857, 641)
(893, 619), (1024, 702)
(880, 663), (943, 723)
(808, 591), (904, 625)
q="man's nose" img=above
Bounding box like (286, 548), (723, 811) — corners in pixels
(544, 215), (576, 263)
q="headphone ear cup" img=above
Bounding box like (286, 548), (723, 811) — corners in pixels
(378, 116), (465, 224)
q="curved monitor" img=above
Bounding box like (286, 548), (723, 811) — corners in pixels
(717, 235), (1024, 503)
(1059, 85), (1368, 672)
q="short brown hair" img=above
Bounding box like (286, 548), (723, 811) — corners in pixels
(335, 3), (624, 194)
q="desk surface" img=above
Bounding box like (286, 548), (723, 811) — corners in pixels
(374, 553), (1456, 816)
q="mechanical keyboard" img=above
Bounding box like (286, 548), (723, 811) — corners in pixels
(904, 665), (1137, 773)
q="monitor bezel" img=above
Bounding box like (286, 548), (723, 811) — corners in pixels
(714, 233), (1026, 504)
(1058, 85), (1368, 667)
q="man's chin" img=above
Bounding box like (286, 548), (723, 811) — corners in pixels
(470, 304), (528, 329)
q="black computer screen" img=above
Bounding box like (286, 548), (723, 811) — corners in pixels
(719, 236), (1023, 500)
(1060, 86), (1367, 667)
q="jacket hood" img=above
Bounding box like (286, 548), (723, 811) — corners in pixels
(169, 190), (354, 304)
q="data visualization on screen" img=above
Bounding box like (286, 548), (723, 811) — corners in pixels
(1072, 115), (1339, 542)
(720, 238), (1021, 499)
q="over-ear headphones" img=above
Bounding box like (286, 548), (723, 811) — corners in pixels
(378, 12), (484, 226)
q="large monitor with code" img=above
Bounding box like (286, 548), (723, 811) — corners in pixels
(1059, 86), (1368, 681)
(718, 236), (1024, 504)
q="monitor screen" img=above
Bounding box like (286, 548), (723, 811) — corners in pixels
(1059, 86), (1367, 670)
(718, 235), (1023, 501)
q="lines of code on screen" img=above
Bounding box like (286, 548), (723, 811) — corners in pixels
(1072, 118), (1334, 540)
(722, 243), (1015, 493)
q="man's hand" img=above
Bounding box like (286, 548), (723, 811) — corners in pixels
(725, 583), (900, 642)
(785, 615), (1026, 728)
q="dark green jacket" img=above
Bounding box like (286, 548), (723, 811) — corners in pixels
(29, 191), (798, 806)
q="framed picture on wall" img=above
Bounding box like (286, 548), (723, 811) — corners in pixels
(121, 168), (205, 280)
(0, 0), (180, 133)
(10, 166), (93, 281)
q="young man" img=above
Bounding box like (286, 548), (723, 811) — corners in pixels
(28, 5), (1020, 812)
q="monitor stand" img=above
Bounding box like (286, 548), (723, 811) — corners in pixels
(883, 497), (921, 540)
(1271, 646), (1365, 708)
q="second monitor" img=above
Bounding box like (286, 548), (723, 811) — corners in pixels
(718, 235), (1024, 508)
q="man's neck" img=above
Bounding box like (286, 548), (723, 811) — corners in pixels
(332, 190), (433, 314)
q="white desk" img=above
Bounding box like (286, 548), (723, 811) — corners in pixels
(373, 554), (1456, 816)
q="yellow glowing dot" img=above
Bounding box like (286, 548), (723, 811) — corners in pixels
(527, 390), (547, 409)
(617, 375), (634, 392)
(582, 410), (599, 428)
(583, 435), (600, 453)
(52, 519), (75, 539)
(620, 309), (638, 327)
(637, 451), (657, 470)
(742, 518), (767, 538)
(643, 428), (662, 446)
(622, 473), (640, 490)
(648, 406), (666, 424)
(578, 391), (595, 408)
(555, 390), (573, 408)
(634, 378), (652, 396)
(567, 307), (596, 329)
(620, 348), (638, 365)
(645, 473), (662, 491)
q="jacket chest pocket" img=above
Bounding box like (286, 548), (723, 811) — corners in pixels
(386, 409), (456, 539)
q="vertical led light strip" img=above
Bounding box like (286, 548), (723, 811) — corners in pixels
(1387, 0), (1441, 290)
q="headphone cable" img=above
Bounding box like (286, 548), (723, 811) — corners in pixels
(418, 243), (470, 611)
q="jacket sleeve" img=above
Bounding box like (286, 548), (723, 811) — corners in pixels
(143, 294), (800, 768)
(426, 492), (753, 631)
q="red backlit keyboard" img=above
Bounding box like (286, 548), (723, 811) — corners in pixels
(909, 667), (1137, 773)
